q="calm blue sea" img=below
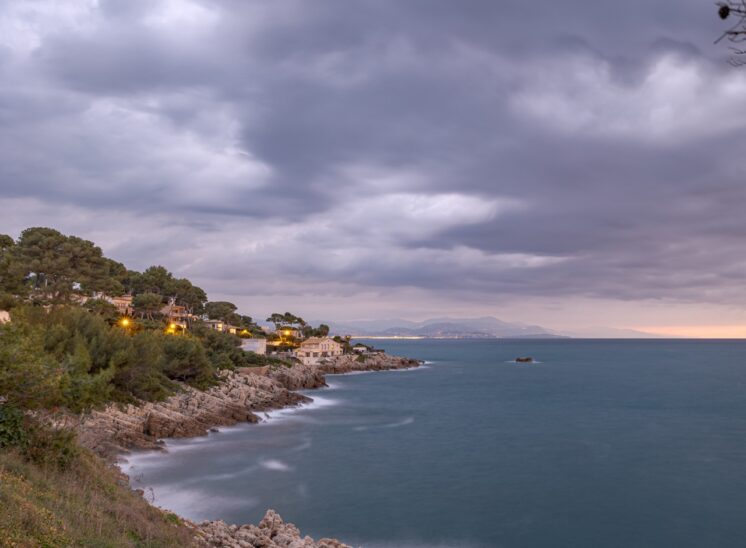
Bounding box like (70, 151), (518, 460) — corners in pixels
(124, 339), (746, 547)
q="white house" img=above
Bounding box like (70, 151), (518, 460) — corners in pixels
(204, 320), (241, 335)
(241, 338), (267, 355)
(295, 337), (344, 365)
(0, 310), (10, 324)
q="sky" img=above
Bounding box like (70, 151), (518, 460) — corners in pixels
(1, 0), (745, 337)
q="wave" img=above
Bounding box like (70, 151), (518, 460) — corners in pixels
(387, 365), (430, 372)
(260, 459), (293, 472)
(260, 394), (341, 425)
(354, 416), (415, 431)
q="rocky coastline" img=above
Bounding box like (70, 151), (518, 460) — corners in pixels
(73, 352), (420, 547)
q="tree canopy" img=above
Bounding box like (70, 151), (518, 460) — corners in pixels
(0, 228), (124, 303)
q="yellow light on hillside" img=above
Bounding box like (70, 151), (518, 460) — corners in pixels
(169, 323), (177, 330)
(119, 317), (131, 328)
(283, 329), (291, 336)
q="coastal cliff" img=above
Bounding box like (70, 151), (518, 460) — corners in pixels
(67, 352), (418, 547)
(73, 353), (418, 457)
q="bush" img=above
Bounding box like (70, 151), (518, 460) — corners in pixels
(0, 409), (78, 471)
(0, 321), (63, 409)
(0, 406), (27, 449)
(22, 422), (79, 471)
(161, 334), (216, 389)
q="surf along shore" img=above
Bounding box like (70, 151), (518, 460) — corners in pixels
(65, 352), (421, 547)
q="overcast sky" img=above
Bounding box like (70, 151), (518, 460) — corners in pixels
(1, 0), (745, 336)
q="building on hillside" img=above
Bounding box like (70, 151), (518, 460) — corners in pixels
(110, 295), (134, 316)
(276, 327), (303, 340)
(160, 298), (195, 329)
(0, 310), (10, 324)
(80, 292), (135, 315)
(204, 319), (241, 335)
(295, 337), (344, 365)
(240, 338), (267, 355)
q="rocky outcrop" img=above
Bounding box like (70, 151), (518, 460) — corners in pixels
(75, 370), (307, 456)
(268, 361), (327, 391)
(319, 353), (421, 375)
(194, 510), (350, 548)
(74, 353), (420, 457)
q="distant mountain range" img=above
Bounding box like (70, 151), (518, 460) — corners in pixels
(322, 316), (568, 339)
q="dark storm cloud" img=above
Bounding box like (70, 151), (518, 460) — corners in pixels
(1, 0), (744, 316)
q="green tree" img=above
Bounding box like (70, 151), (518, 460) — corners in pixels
(0, 234), (23, 303)
(172, 278), (207, 315)
(83, 298), (119, 322)
(9, 228), (117, 303)
(267, 312), (306, 330)
(130, 266), (174, 297)
(206, 301), (239, 323)
(132, 293), (163, 320)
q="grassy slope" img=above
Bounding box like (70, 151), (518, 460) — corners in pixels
(0, 448), (196, 547)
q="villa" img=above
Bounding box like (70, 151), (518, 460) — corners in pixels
(160, 298), (195, 329)
(295, 336), (344, 365)
(110, 295), (134, 316)
(204, 319), (241, 335)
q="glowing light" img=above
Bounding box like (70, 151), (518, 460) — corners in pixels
(119, 318), (131, 328)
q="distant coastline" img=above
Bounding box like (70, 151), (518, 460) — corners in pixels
(353, 334), (571, 340)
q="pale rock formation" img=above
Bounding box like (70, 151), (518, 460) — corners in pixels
(194, 510), (351, 548)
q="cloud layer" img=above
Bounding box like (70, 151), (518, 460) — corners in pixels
(1, 0), (744, 331)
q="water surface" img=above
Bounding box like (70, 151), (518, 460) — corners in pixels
(124, 339), (746, 547)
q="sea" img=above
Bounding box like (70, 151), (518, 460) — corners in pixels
(123, 339), (746, 547)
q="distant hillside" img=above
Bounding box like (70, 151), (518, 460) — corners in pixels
(323, 316), (563, 339)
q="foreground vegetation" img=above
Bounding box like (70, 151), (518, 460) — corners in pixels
(0, 445), (195, 547)
(0, 227), (307, 546)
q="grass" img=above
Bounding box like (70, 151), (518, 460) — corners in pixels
(0, 448), (196, 547)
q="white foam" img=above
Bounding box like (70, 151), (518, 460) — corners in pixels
(260, 459), (293, 472)
(354, 416), (415, 431)
(387, 365), (430, 372)
(260, 394), (340, 424)
(384, 416), (415, 428)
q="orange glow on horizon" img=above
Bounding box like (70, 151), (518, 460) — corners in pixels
(631, 325), (746, 339)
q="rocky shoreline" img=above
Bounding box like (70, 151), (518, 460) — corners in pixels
(73, 352), (420, 547)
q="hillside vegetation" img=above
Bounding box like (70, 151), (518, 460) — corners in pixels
(0, 227), (290, 547)
(0, 446), (196, 547)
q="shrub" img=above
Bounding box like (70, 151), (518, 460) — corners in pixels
(22, 422), (80, 471)
(0, 321), (63, 409)
(0, 406), (27, 449)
